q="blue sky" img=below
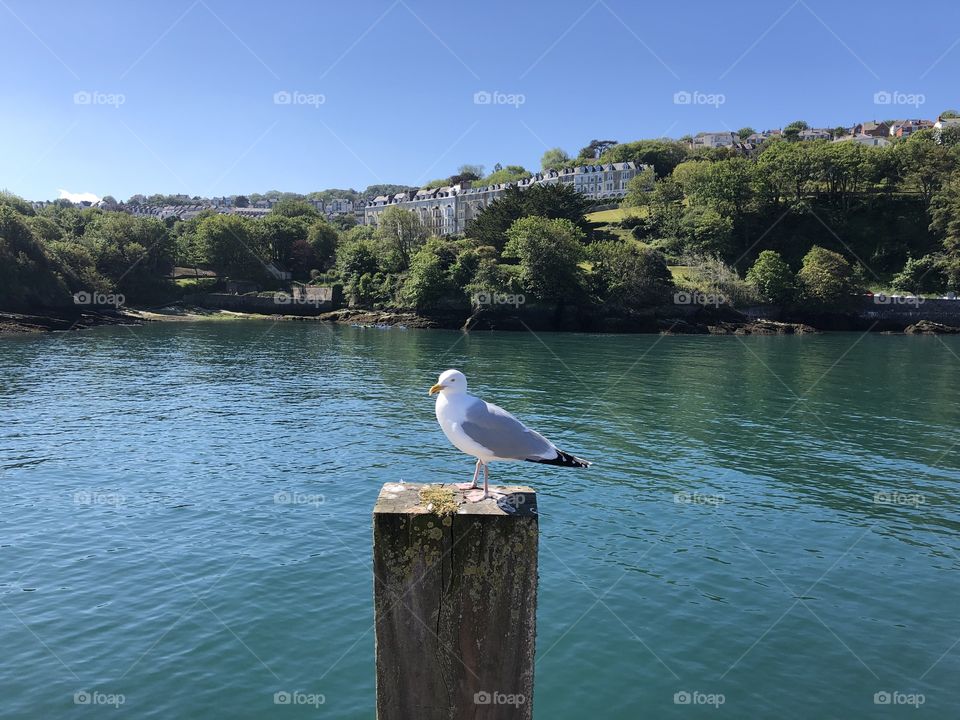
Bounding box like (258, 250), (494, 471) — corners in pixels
(2, 0), (958, 201)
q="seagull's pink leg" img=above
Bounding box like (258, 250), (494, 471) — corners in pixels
(456, 459), (481, 490)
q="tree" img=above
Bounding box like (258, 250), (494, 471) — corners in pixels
(940, 109), (960, 119)
(589, 241), (674, 308)
(306, 219), (340, 270)
(481, 165), (532, 186)
(891, 255), (947, 294)
(797, 246), (856, 303)
(196, 214), (268, 279)
(737, 127), (755, 140)
(930, 174), (960, 285)
(783, 120), (809, 141)
(466, 183), (594, 252)
(621, 167), (656, 207)
(270, 198), (320, 219)
(375, 205), (427, 271)
(402, 237), (463, 311)
(0, 205), (72, 308)
(746, 250), (794, 303)
(233, 195), (249, 208)
(541, 147), (571, 171)
(503, 216), (586, 302)
(601, 140), (690, 177)
(578, 139), (618, 160)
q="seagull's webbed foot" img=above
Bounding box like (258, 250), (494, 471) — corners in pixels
(455, 482), (478, 490)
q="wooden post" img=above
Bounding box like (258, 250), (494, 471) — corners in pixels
(373, 482), (538, 720)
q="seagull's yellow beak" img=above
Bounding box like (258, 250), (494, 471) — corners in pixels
(428, 383), (445, 395)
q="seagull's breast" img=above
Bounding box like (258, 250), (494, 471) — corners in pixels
(435, 394), (495, 461)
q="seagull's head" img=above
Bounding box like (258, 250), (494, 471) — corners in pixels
(429, 369), (467, 396)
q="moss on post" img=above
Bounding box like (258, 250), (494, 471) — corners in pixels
(373, 482), (538, 720)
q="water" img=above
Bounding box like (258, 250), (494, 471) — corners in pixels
(1, 322), (959, 718)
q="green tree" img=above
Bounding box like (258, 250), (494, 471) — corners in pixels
(541, 147), (571, 171)
(797, 246), (856, 303)
(306, 219), (340, 270)
(402, 237), (462, 311)
(746, 250), (795, 303)
(621, 167), (656, 207)
(737, 127), (755, 140)
(481, 165), (532, 186)
(196, 214), (268, 279)
(270, 198), (320, 219)
(601, 139), (690, 177)
(502, 216), (586, 302)
(589, 241), (674, 308)
(891, 255), (947, 294)
(375, 205), (427, 271)
(467, 183), (594, 251)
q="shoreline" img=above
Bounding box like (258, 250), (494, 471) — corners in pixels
(3, 304), (960, 337)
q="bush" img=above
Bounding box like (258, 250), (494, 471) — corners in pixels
(746, 250), (795, 303)
(681, 254), (758, 307)
(797, 246), (856, 304)
(891, 255), (947, 294)
(589, 241), (674, 309)
(503, 216), (586, 303)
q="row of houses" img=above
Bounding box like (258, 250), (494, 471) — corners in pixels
(117, 195), (364, 223)
(692, 114), (959, 152)
(363, 162), (645, 236)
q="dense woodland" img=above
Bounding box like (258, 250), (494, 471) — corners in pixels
(3, 121), (960, 316)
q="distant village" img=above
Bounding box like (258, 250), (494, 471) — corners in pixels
(31, 113), (960, 238)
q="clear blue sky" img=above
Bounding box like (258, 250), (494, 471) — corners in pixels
(2, 0), (958, 201)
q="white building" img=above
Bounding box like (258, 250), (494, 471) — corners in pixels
(364, 162), (644, 236)
(692, 131), (739, 149)
(834, 134), (890, 147)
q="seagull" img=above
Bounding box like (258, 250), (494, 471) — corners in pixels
(429, 369), (590, 501)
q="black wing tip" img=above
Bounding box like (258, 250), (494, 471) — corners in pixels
(529, 450), (592, 468)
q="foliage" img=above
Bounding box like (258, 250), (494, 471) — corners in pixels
(502, 216), (586, 302)
(797, 246), (857, 304)
(541, 148), (571, 171)
(746, 250), (795, 303)
(589, 241), (674, 309)
(466, 183), (594, 251)
(374, 206), (427, 271)
(480, 165), (532, 186)
(890, 255), (948, 294)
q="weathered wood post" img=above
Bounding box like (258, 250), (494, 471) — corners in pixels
(373, 482), (538, 720)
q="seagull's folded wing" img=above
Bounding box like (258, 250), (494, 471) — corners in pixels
(461, 398), (556, 461)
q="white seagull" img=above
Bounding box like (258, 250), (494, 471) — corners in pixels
(429, 369), (590, 501)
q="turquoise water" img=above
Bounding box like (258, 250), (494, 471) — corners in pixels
(2, 323), (959, 718)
